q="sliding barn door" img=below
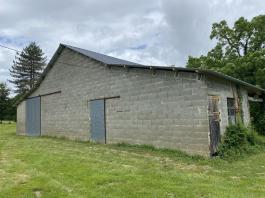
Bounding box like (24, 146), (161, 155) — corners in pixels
(26, 97), (41, 136)
(89, 99), (106, 143)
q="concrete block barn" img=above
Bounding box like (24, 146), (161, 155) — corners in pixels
(16, 44), (265, 156)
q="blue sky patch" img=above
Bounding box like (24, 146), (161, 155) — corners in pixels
(0, 36), (30, 48)
(129, 44), (147, 50)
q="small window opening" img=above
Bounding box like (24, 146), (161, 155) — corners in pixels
(227, 98), (236, 125)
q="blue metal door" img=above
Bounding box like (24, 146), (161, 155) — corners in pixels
(90, 99), (106, 143)
(26, 97), (41, 136)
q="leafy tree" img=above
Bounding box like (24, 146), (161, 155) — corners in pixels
(187, 15), (265, 134)
(0, 83), (10, 123)
(9, 42), (47, 95)
(6, 94), (21, 122)
(210, 16), (265, 57)
(187, 15), (265, 88)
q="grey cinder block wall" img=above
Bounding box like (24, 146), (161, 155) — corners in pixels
(17, 48), (210, 156)
(16, 45), (261, 156)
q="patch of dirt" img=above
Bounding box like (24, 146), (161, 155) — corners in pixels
(15, 173), (30, 185)
(33, 188), (42, 198)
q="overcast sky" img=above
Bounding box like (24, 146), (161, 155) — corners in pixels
(1, 0), (265, 90)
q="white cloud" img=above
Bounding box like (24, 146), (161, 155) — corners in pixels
(0, 0), (265, 91)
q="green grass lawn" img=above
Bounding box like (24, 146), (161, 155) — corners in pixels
(0, 123), (265, 198)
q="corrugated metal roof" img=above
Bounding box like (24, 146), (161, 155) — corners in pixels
(17, 43), (265, 105)
(64, 44), (265, 93)
(64, 44), (141, 66)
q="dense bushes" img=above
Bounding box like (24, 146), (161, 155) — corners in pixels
(217, 123), (262, 158)
(249, 101), (265, 135)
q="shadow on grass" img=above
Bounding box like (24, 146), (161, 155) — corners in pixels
(110, 142), (208, 163)
(19, 133), (265, 164)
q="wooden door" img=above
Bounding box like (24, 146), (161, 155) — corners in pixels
(208, 96), (221, 155)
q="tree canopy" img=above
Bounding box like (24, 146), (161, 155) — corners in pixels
(0, 83), (10, 123)
(187, 15), (265, 89)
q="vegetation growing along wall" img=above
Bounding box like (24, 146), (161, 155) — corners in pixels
(217, 123), (263, 158)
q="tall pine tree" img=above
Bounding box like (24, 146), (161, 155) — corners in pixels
(9, 42), (46, 95)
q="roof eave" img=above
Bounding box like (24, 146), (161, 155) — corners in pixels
(199, 69), (265, 93)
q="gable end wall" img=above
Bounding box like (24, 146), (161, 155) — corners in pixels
(206, 76), (250, 135)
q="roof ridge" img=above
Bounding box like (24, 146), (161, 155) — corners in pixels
(62, 44), (142, 66)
